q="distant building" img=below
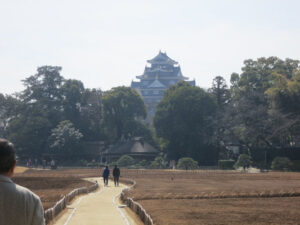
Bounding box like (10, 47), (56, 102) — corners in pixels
(102, 138), (158, 163)
(131, 51), (195, 122)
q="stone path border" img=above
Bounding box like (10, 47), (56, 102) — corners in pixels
(44, 177), (154, 225)
(120, 179), (154, 225)
(44, 181), (98, 224)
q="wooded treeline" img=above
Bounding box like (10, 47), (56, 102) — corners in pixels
(0, 66), (151, 159)
(155, 57), (300, 166)
(1, 57), (300, 167)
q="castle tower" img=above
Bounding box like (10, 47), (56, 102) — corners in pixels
(131, 51), (195, 122)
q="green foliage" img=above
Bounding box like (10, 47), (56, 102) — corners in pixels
(21, 66), (64, 125)
(6, 66), (65, 156)
(108, 161), (118, 167)
(79, 88), (103, 141)
(5, 57), (300, 165)
(4, 66), (105, 157)
(223, 57), (300, 150)
(117, 155), (134, 167)
(102, 86), (147, 142)
(209, 76), (230, 109)
(218, 160), (235, 170)
(61, 79), (85, 126)
(149, 156), (167, 169)
(177, 157), (198, 170)
(234, 154), (251, 169)
(49, 120), (83, 155)
(154, 81), (217, 163)
(136, 159), (148, 167)
(271, 157), (292, 171)
(291, 160), (300, 171)
(7, 109), (52, 156)
(0, 94), (21, 137)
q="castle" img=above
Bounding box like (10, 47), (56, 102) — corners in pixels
(131, 51), (195, 122)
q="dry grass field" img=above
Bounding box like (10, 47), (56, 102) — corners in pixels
(14, 169), (300, 224)
(13, 168), (99, 209)
(122, 170), (300, 225)
(14, 166), (29, 174)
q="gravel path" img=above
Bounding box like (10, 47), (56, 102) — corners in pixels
(53, 178), (138, 225)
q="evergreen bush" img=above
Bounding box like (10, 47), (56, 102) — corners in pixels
(271, 157), (292, 171)
(218, 159), (235, 170)
(177, 157), (198, 170)
(291, 160), (300, 171)
(117, 155), (134, 167)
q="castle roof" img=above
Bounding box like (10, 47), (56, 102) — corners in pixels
(148, 79), (166, 88)
(107, 139), (158, 155)
(147, 51), (178, 65)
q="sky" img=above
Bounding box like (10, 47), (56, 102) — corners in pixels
(1, 0), (300, 94)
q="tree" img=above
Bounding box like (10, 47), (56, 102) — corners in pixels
(209, 76), (230, 109)
(7, 108), (52, 157)
(208, 76), (230, 158)
(177, 157), (198, 170)
(49, 120), (83, 156)
(0, 94), (21, 137)
(117, 155), (134, 167)
(20, 66), (64, 125)
(79, 88), (103, 141)
(102, 86), (146, 142)
(154, 81), (217, 164)
(224, 57), (300, 150)
(61, 79), (85, 126)
(5, 66), (66, 156)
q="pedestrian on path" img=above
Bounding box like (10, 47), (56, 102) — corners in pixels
(0, 138), (45, 225)
(113, 165), (120, 187)
(102, 166), (110, 186)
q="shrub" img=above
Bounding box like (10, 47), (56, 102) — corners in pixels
(136, 159), (148, 168)
(177, 157), (198, 170)
(234, 154), (251, 169)
(149, 156), (167, 169)
(117, 155), (134, 167)
(291, 160), (300, 171)
(108, 161), (118, 167)
(271, 157), (292, 171)
(218, 160), (235, 170)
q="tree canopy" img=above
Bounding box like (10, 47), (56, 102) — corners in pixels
(102, 86), (147, 142)
(154, 81), (217, 163)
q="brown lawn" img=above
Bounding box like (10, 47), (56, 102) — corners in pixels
(13, 168), (99, 209)
(12, 169), (300, 224)
(139, 197), (300, 225)
(122, 170), (300, 225)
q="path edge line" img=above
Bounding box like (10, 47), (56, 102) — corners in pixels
(44, 180), (99, 224)
(120, 179), (154, 225)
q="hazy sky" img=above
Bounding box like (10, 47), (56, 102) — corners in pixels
(1, 0), (300, 94)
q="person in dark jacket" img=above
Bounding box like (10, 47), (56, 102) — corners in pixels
(102, 166), (110, 186)
(113, 165), (120, 187)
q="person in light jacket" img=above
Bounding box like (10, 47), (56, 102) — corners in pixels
(0, 138), (45, 225)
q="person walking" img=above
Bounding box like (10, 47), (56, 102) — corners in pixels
(102, 166), (110, 186)
(0, 138), (45, 225)
(113, 165), (120, 187)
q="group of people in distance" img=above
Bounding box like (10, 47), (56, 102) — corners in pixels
(102, 165), (120, 187)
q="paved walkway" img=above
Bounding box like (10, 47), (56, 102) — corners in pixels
(53, 178), (137, 225)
